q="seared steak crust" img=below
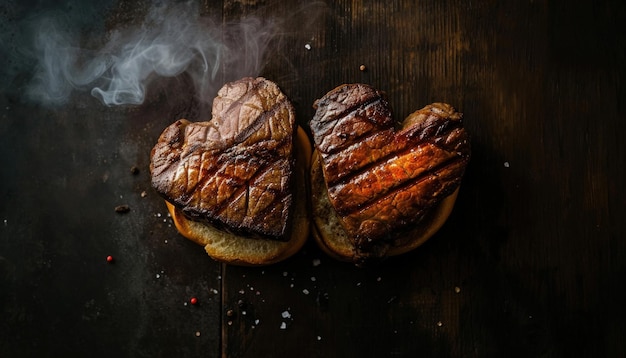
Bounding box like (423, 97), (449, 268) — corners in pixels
(150, 77), (296, 240)
(311, 84), (470, 251)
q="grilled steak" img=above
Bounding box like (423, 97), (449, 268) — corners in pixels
(150, 77), (296, 241)
(311, 83), (470, 251)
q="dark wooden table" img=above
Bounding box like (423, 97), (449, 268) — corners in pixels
(1, 0), (625, 357)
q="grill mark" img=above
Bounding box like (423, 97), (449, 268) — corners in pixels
(327, 120), (463, 187)
(232, 96), (289, 144)
(333, 155), (467, 217)
(314, 95), (385, 153)
(211, 154), (289, 218)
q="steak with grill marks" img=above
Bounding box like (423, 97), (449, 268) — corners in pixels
(150, 77), (296, 241)
(311, 83), (470, 252)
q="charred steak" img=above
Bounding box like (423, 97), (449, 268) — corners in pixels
(311, 84), (470, 251)
(150, 77), (296, 241)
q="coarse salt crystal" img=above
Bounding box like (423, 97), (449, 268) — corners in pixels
(304, 43), (312, 50)
(281, 310), (291, 319)
(302, 289), (310, 295)
(255, 319), (260, 325)
(280, 322), (287, 329)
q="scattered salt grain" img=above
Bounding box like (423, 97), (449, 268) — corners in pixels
(195, 331), (201, 337)
(454, 286), (461, 293)
(504, 161), (510, 168)
(437, 321), (443, 327)
(310, 277), (316, 282)
(312, 259), (321, 267)
(281, 310), (291, 319)
(317, 335), (322, 341)
(280, 322), (287, 329)
(304, 43), (312, 50)
(302, 289), (310, 295)
(156, 274), (160, 279)
(210, 288), (219, 294)
(255, 319), (260, 325)
(239, 289), (245, 294)
(376, 277), (382, 282)
(3, 219), (7, 226)
(283, 271), (289, 277)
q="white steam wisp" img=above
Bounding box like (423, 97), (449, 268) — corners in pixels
(27, 3), (278, 106)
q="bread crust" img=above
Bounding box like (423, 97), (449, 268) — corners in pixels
(310, 149), (459, 264)
(166, 126), (311, 266)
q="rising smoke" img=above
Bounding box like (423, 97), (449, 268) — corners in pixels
(24, 2), (280, 106)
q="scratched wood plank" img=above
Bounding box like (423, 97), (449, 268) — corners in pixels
(218, 0), (626, 357)
(0, 0), (625, 357)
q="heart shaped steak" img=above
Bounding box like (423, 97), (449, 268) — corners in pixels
(150, 77), (296, 240)
(311, 84), (470, 250)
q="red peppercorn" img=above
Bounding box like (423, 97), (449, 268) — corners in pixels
(106, 255), (114, 263)
(190, 297), (198, 305)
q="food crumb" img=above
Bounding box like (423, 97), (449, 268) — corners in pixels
(130, 166), (140, 175)
(106, 255), (114, 263)
(359, 64), (367, 71)
(141, 191), (147, 198)
(190, 297), (198, 305)
(437, 321), (443, 327)
(454, 286), (461, 293)
(195, 331), (201, 337)
(312, 258), (321, 267)
(115, 205), (130, 213)
(226, 309), (235, 317)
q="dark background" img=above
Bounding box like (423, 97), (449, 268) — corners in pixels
(1, 0), (625, 357)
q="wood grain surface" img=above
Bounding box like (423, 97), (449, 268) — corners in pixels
(1, 0), (624, 357)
